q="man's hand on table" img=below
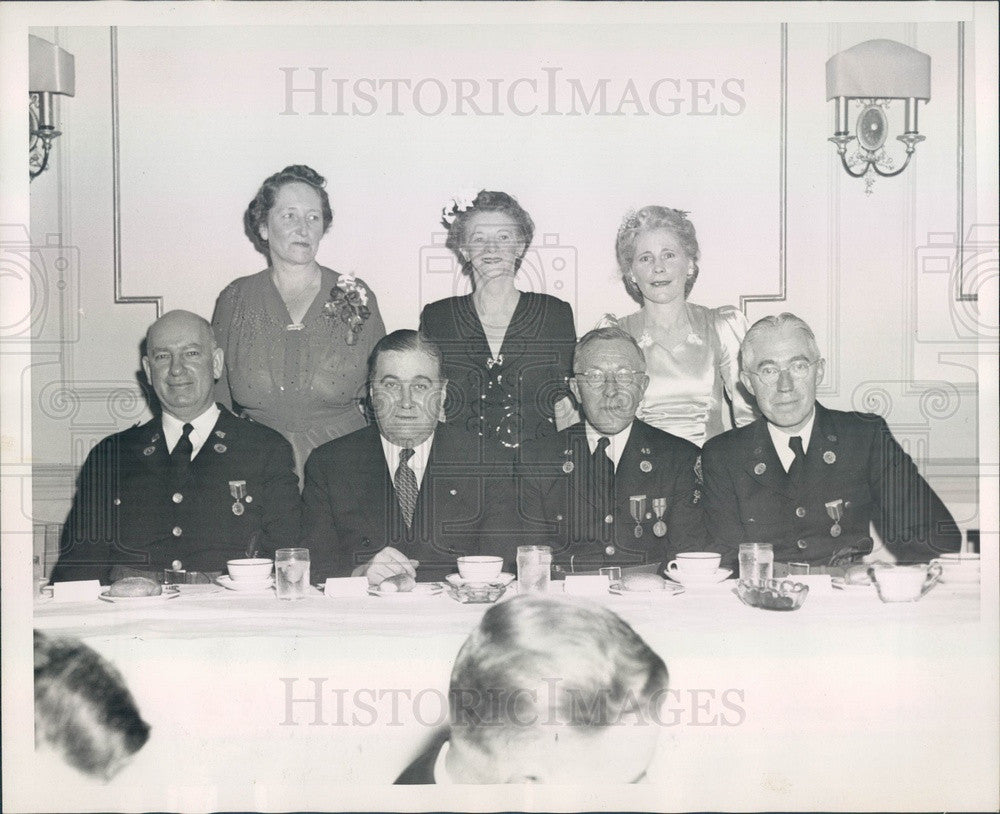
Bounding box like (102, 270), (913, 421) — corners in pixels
(352, 547), (419, 589)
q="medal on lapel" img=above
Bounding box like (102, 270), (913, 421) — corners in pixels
(229, 480), (247, 516)
(629, 495), (647, 539)
(652, 497), (667, 537)
(562, 448), (574, 474)
(825, 499), (844, 537)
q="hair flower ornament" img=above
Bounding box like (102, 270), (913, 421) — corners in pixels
(322, 273), (372, 345)
(441, 191), (478, 226)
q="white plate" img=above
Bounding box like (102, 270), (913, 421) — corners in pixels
(99, 587), (180, 604)
(445, 573), (515, 588)
(216, 575), (275, 592)
(610, 581), (684, 597)
(368, 582), (444, 599)
(665, 568), (733, 586)
(172, 583), (223, 596)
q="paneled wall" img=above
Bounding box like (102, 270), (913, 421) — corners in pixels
(28, 22), (990, 565)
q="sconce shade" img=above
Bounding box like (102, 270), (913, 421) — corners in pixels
(29, 34), (76, 96)
(826, 39), (930, 101)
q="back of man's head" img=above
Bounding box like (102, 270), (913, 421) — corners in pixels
(446, 595), (668, 783)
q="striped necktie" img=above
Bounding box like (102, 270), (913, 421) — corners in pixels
(394, 447), (418, 528)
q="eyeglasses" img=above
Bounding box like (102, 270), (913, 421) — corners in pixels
(574, 369), (643, 388)
(748, 359), (820, 386)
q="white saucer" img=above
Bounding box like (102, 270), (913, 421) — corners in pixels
(665, 568), (733, 586)
(216, 575), (274, 592)
(445, 573), (515, 588)
(610, 581), (684, 597)
(368, 582), (444, 599)
(99, 587), (180, 604)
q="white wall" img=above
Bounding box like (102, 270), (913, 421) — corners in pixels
(28, 20), (992, 555)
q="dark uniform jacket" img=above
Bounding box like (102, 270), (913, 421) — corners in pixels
(302, 424), (499, 582)
(499, 420), (707, 573)
(394, 730), (449, 784)
(50, 407), (301, 583)
(701, 403), (962, 569)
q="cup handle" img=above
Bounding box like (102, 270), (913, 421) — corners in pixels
(667, 560), (679, 572)
(921, 563), (943, 596)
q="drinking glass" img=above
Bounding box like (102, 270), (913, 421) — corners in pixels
(275, 548), (310, 600)
(787, 562), (810, 576)
(599, 566), (623, 589)
(739, 543), (774, 584)
(516, 546), (552, 594)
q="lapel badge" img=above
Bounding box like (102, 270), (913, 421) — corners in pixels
(143, 445), (155, 456)
(151, 433), (161, 442)
(562, 461), (575, 474)
(754, 462), (766, 475)
(753, 446), (763, 456)
(827, 434), (837, 442)
(641, 447), (651, 455)
(215, 430), (226, 439)
(640, 460), (652, 473)
(449, 489), (457, 496)
(823, 450), (836, 464)
(214, 443), (227, 453)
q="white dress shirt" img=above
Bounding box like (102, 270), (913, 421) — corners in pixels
(584, 421), (634, 471)
(767, 408), (816, 473)
(161, 404), (221, 460)
(379, 432), (435, 490)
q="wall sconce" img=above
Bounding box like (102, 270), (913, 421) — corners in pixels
(826, 39), (930, 193)
(29, 34), (75, 181)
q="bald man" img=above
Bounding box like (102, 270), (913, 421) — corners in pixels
(50, 310), (301, 583)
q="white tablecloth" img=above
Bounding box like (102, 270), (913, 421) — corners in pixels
(23, 580), (998, 812)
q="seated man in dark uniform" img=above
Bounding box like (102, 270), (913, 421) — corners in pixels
(701, 312), (961, 571)
(396, 594), (669, 784)
(302, 330), (498, 584)
(49, 310), (301, 583)
(500, 326), (705, 573)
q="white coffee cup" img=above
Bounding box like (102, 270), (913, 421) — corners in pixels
(667, 552), (722, 576)
(869, 563), (942, 603)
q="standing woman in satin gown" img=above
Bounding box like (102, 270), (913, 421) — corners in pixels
(419, 191), (577, 461)
(213, 165), (386, 481)
(603, 206), (756, 447)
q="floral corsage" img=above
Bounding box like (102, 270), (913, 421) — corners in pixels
(322, 273), (371, 345)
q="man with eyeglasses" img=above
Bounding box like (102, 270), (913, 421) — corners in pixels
(303, 329), (494, 584)
(701, 313), (961, 571)
(502, 326), (706, 573)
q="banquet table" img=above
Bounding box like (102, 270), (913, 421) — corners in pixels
(27, 577), (997, 812)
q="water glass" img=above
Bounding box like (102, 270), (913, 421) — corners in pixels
(516, 545), (552, 594)
(275, 548), (310, 600)
(599, 566), (623, 589)
(739, 543), (774, 585)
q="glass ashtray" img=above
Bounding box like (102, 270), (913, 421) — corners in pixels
(446, 582), (508, 604)
(736, 578), (809, 611)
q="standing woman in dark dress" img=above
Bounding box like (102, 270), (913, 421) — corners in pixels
(213, 165), (385, 481)
(419, 191), (576, 461)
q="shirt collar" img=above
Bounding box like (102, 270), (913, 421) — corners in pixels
(584, 420), (634, 470)
(766, 407), (816, 471)
(380, 430), (436, 488)
(432, 739), (453, 785)
(162, 404), (221, 457)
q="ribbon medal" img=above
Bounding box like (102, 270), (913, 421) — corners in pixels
(229, 480), (248, 516)
(629, 495), (647, 539)
(825, 498), (844, 538)
(651, 497), (668, 537)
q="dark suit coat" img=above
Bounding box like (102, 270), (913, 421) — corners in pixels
(50, 408), (301, 583)
(700, 403), (962, 569)
(302, 424), (500, 581)
(419, 293), (576, 460)
(394, 730), (449, 784)
(497, 420), (706, 572)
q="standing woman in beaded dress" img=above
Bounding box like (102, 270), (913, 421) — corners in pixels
(602, 206), (756, 447)
(419, 191), (577, 462)
(212, 165), (385, 481)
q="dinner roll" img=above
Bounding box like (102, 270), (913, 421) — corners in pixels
(379, 573), (416, 593)
(108, 577), (162, 598)
(621, 573), (666, 592)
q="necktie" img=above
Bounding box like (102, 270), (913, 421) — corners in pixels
(171, 423), (194, 483)
(591, 437), (615, 539)
(394, 448), (418, 528)
(787, 435), (805, 482)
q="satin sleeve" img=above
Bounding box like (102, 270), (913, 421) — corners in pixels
(712, 306), (757, 428)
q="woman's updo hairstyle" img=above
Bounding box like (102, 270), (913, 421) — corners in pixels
(243, 164), (334, 258)
(442, 190), (535, 275)
(615, 206), (701, 303)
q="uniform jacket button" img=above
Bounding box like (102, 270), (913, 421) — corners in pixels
(796, 539), (807, 549)
(172, 526), (183, 537)
(172, 492), (183, 504)
(795, 507), (806, 518)
(604, 514), (614, 524)
(605, 546), (616, 556)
